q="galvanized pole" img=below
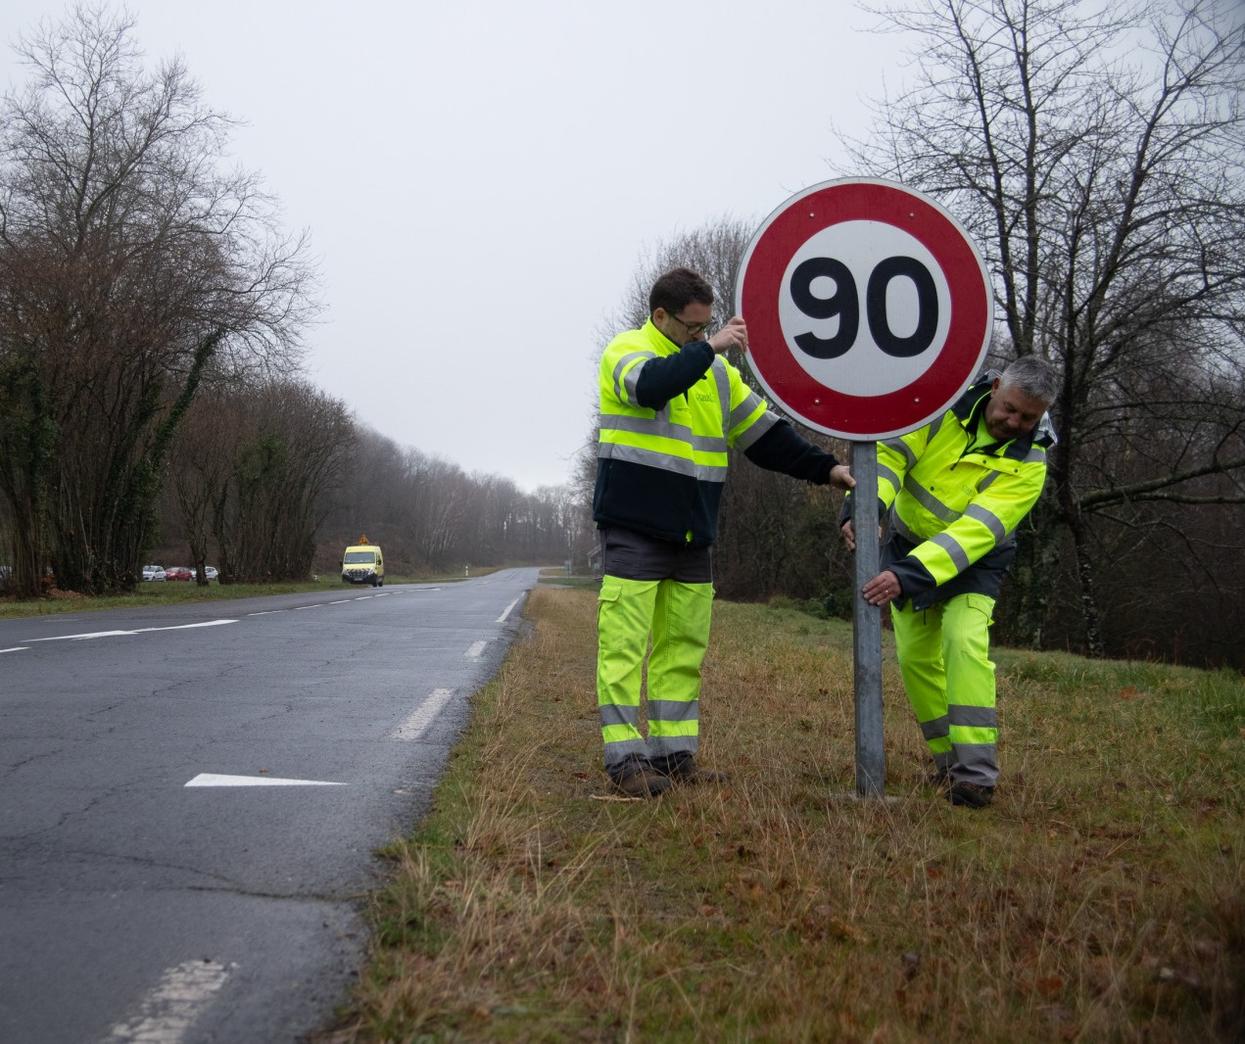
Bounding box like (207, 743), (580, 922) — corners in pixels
(851, 440), (886, 797)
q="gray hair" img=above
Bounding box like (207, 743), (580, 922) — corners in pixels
(1000, 356), (1058, 405)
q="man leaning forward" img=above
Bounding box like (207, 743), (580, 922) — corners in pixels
(842, 357), (1058, 809)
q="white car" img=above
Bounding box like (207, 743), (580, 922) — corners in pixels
(203, 565), (219, 581)
(142, 565), (166, 582)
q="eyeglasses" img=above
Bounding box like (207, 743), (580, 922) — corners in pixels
(670, 313), (715, 337)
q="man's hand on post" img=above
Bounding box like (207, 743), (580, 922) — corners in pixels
(840, 520), (856, 552)
(708, 316), (747, 355)
(862, 569), (902, 608)
(829, 464), (854, 491)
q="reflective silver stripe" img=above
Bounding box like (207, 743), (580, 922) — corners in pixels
(878, 463), (901, 491)
(883, 437), (917, 470)
(930, 532), (971, 573)
(903, 475), (959, 522)
(928, 416), (944, 439)
(712, 361), (732, 433)
(733, 408), (777, 450)
(648, 700), (699, 723)
(649, 735), (698, 756)
(603, 739), (649, 765)
(601, 412), (694, 444)
(919, 715), (950, 741)
(977, 471), (1000, 492)
(892, 511), (919, 541)
(599, 413), (728, 455)
(948, 704), (998, 728)
(612, 351), (655, 404)
(729, 390), (764, 430)
(599, 704), (640, 728)
(1022, 446), (1046, 462)
(598, 441), (728, 482)
(964, 503), (1009, 544)
(949, 743), (998, 782)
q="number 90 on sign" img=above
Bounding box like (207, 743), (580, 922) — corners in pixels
(778, 220), (952, 400)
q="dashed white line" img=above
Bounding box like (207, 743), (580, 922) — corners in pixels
(354, 596), (373, 601)
(292, 603), (323, 610)
(26, 620), (237, 643)
(388, 688), (455, 741)
(496, 596), (521, 623)
(0, 646), (30, 654)
(465, 640), (487, 659)
(329, 599), (350, 605)
(184, 773), (345, 787)
(375, 592), (391, 598)
(106, 959), (231, 1043)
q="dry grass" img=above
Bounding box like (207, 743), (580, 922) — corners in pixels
(329, 587), (1245, 1042)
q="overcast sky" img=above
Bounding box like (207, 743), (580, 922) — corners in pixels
(0, 1), (913, 491)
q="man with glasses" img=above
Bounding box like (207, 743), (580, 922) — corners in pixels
(594, 267), (854, 798)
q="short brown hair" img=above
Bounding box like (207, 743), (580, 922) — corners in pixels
(649, 267), (714, 316)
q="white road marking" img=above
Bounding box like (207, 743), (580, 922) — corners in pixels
(465, 640), (487, 659)
(354, 596), (373, 601)
(0, 646), (29, 654)
(292, 603), (322, 610)
(496, 596), (521, 623)
(388, 688), (455, 741)
(329, 599), (350, 605)
(27, 620), (237, 643)
(184, 773), (346, 787)
(247, 610), (286, 616)
(107, 959), (231, 1043)
(375, 592), (391, 597)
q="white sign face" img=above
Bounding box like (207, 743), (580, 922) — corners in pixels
(778, 220), (953, 398)
(737, 178), (993, 441)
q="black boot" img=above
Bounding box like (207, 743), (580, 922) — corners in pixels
(607, 755), (670, 798)
(650, 752), (728, 785)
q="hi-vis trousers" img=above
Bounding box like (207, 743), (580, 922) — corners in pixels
(596, 527), (714, 769)
(890, 593), (999, 788)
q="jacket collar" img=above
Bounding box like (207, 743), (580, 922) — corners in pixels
(642, 318), (680, 355)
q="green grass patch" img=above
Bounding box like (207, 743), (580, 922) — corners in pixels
(331, 589), (1245, 1042)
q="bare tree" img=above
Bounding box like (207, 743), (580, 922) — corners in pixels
(0, 5), (315, 596)
(843, 0), (1245, 654)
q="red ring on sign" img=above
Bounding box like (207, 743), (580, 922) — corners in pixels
(739, 180), (990, 439)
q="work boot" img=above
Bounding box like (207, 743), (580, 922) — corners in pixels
(607, 755), (670, 798)
(650, 752), (729, 785)
(948, 781), (995, 808)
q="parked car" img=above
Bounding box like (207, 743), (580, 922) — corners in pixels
(142, 565), (166, 582)
(202, 565), (219, 582)
(164, 566), (193, 581)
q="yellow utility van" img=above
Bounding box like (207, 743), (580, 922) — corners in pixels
(341, 536), (384, 587)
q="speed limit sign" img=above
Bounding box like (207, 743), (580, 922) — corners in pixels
(736, 178), (992, 440)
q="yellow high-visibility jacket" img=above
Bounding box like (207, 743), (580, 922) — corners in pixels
(594, 319), (838, 547)
(858, 375), (1056, 610)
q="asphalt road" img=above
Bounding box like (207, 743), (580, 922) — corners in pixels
(0, 568), (542, 1043)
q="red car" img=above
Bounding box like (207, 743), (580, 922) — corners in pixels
(164, 566), (193, 581)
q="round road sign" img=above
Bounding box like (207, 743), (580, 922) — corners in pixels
(736, 178), (993, 440)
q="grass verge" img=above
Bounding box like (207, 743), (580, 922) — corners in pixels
(0, 571), (497, 621)
(331, 587), (1245, 1041)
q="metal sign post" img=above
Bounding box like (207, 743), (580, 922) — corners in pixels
(851, 441), (885, 797)
(736, 178), (994, 801)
